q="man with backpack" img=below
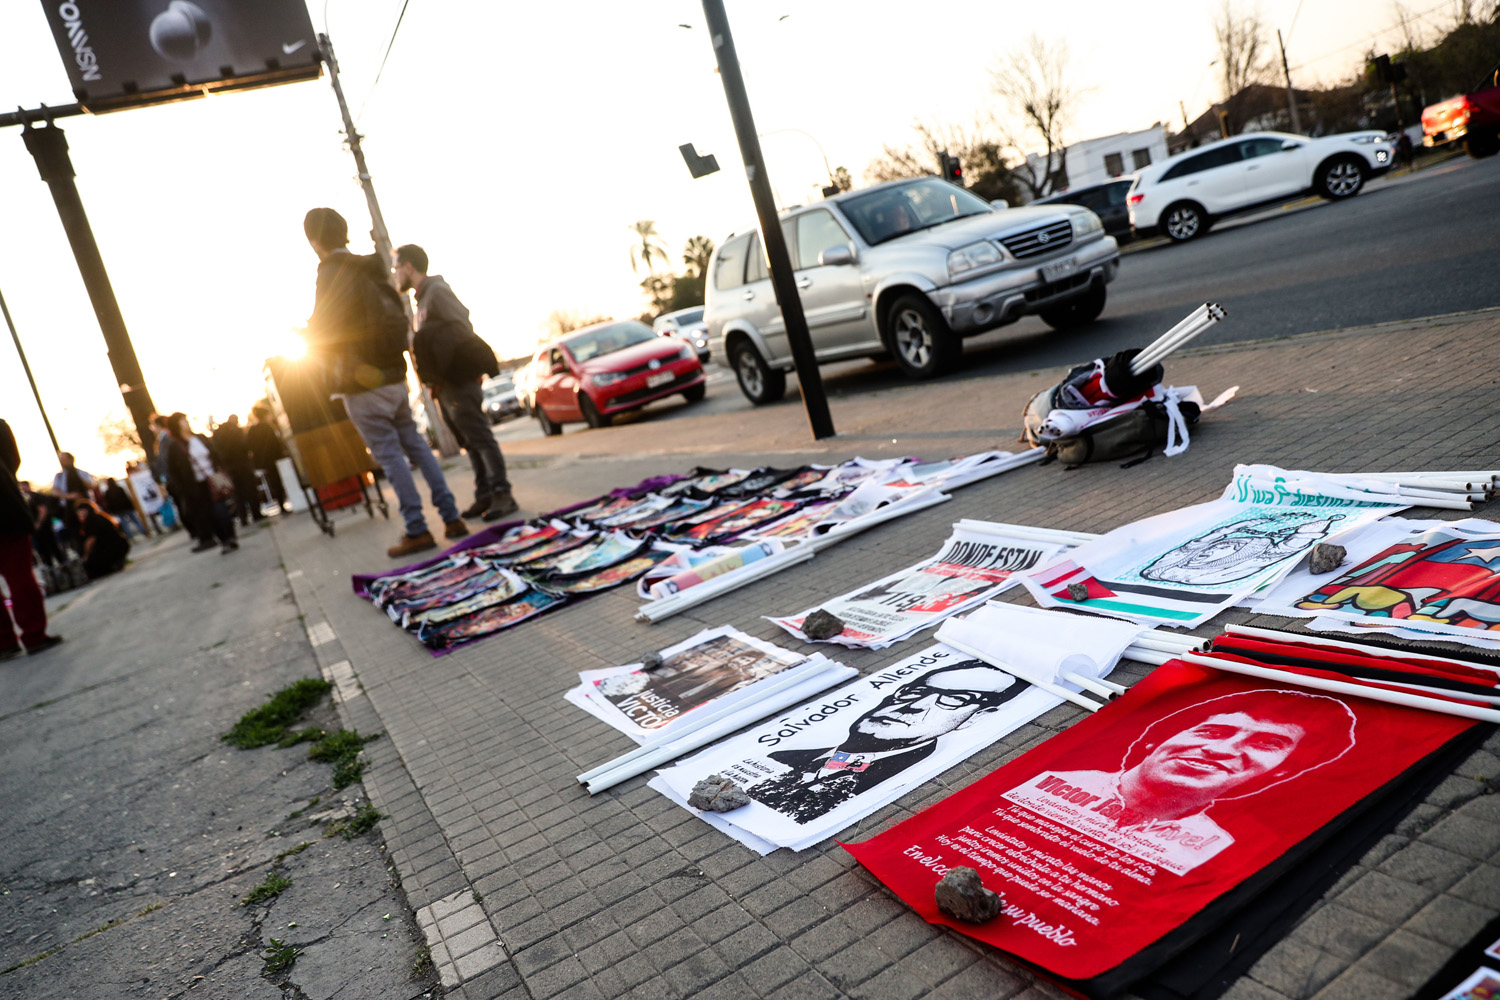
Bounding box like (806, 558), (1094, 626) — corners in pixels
(394, 244), (519, 522)
(303, 208), (467, 558)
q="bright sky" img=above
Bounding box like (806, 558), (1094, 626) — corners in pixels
(0, 0), (1442, 483)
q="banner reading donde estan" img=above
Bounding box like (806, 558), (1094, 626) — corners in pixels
(845, 661), (1471, 982)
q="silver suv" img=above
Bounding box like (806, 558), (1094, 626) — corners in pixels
(704, 177), (1120, 404)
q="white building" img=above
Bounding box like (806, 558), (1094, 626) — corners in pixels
(1021, 125), (1169, 201)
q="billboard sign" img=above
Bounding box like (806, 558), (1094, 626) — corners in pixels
(40, 0), (320, 110)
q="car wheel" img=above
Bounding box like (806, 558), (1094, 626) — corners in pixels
(579, 394), (611, 429)
(1316, 156), (1365, 199)
(1463, 133), (1500, 159)
(887, 293), (960, 379)
(1038, 282), (1108, 331)
(536, 407), (561, 436)
(730, 342), (787, 405)
(1162, 202), (1207, 242)
(681, 383), (706, 403)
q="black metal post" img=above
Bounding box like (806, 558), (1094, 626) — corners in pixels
(700, 0), (835, 440)
(20, 119), (157, 461)
(0, 284), (61, 453)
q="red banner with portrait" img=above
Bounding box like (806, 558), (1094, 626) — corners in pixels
(844, 660), (1472, 982)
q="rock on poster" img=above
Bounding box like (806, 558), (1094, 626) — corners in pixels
(844, 661), (1471, 982)
(1252, 517), (1500, 642)
(769, 524), (1065, 649)
(571, 627), (807, 740)
(651, 643), (1064, 853)
(1019, 465), (1403, 627)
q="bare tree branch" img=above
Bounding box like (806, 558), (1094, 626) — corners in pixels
(990, 35), (1079, 199)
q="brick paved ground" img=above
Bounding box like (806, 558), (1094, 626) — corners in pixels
(275, 308), (1500, 1000)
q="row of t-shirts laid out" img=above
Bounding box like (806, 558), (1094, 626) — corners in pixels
(353, 453), (1033, 652)
(556, 463), (1499, 998)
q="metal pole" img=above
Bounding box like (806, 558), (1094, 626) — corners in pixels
(0, 284), (61, 454)
(317, 33), (458, 457)
(700, 0), (835, 440)
(1277, 30), (1301, 134)
(19, 117), (157, 462)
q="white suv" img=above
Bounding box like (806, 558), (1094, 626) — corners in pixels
(704, 177), (1120, 404)
(1129, 130), (1394, 242)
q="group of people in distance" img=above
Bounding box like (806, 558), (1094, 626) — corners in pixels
(148, 406), (288, 556)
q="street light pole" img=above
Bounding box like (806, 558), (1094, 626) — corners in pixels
(1277, 30), (1302, 134)
(699, 0), (835, 440)
(317, 33), (457, 457)
(1, 284), (60, 454)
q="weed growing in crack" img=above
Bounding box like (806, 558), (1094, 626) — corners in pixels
(222, 678), (332, 749)
(411, 946), (432, 977)
(326, 803), (384, 840)
(272, 841), (313, 864)
(262, 938), (300, 974)
(242, 871), (293, 905)
(308, 729), (380, 789)
(276, 728), (325, 749)
(284, 796), (320, 821)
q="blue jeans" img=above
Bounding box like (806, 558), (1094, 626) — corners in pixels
(115, 510), (145, 538)
(342, 384), (459, 537)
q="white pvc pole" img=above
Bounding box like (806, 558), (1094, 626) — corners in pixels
(1133, 313), (1213, 370)
(1181, 653), (1500, 723)
(939, 634), (1105, 712)
(1132, 305), (1208, 371)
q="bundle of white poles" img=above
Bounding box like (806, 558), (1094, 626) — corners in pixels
(1131, 302), (1227, 374)
(1316, 469), (1497, 511)
(635, 449), (1047, 624)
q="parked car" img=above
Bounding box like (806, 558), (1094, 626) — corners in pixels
(652, 306), (712, 363)
(1421, 60), (1500, 159)
(1034, 178), (1136, 241)
(513, 355), (542, 415)
(704, 176), (1119, 404)
(481, 373), (522, 424)
(531, 320), (706, 434)
(1128, 130), (1394, 242)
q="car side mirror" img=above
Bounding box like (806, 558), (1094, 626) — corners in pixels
(549, 362), (566, 375)
(990, 199), (1010, 209)
(818, 245), (855, 267)
(1281, 140), (1301, 151)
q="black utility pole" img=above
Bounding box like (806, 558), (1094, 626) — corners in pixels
(1, 284), (60, 453)
(20, 116), (158, 461)
(700, 0), (835, 440)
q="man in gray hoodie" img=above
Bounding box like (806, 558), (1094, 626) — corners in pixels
(394, 244), (518, 521)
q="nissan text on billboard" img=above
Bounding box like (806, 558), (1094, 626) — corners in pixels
(41, 0), (320, 110)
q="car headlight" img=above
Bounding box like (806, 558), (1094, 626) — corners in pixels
(1350, 134), (1382, 143)
(589, 371), (628, 386)
(1069, 210), (1102, 237)
(947, 241), (1002, 278)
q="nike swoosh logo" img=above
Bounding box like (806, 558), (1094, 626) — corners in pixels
(282, 40), (307, 54)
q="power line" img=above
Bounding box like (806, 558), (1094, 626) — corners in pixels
(1289, 0), (1453, 72)
(356, 0), (412, 123)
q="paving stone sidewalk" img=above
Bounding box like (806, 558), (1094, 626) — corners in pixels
(274, 309), (1500, 1000)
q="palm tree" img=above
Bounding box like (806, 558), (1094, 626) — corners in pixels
(682, 235), (715, 278)
(628, 220), (669, 274)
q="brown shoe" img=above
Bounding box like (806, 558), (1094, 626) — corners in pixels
(481, 491), (520, 522)
(443, 519), (470, 540)
(388, 531), (437, 559)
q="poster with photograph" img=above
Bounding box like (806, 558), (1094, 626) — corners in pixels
(571, 627), (809, 740)
(468, 520), (570, 560)
(666, 498), (805, 546)
(844, 660), (1471, 981)
(1437, 967), (1500, 1000)
(517, 531), (648, 577)
(769, 524), (1066, 649)
(417, 588), (565, 649)
(1019, 465), (1403, 627)
(538, 548), (678, 595)
(1252, 517), (1500, 641)
(742, 498), (843, 543)
(652, 643), (1067, 852)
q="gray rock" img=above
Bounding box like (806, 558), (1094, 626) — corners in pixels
(1309, 543), (1346, 574)
(801, 609), (845, 641)
(935, 866), (1004, 923)
(640, 651), (663, 670)
(1067, 583), (1089, 601)
(687, 774), (751, 812)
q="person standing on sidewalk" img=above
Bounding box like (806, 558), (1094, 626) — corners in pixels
(302, 208), (468, 558)
(164, 413), (239, 554)
(246, 405), (289, 514)
(393, 244), (519, 522)
(0, 419), (64, 659)
(212, 415), (260, 525)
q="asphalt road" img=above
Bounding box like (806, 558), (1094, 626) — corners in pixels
(495, 153), (1498, 441)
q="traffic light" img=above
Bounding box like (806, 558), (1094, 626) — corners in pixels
(939, 152), (962, 185)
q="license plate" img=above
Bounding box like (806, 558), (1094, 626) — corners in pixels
(1040, 259), (1077, 283)
(646, 371), (674, 388)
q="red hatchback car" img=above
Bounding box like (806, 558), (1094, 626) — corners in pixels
(532, 320), (706, 434)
